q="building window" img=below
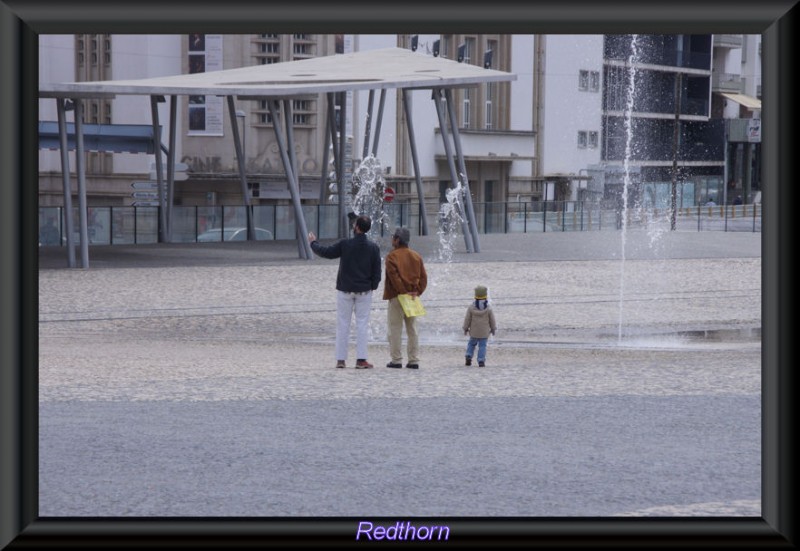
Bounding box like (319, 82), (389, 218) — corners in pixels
(579, 70), (589, 91)
(254, 35), (280, 65)
(462, 89), (471, 129)
(485, 79), (495, 130)
(578, 130), (600, 149)
(293, 43), (312, 56)
(441, 35), (451, 59)
(258, 100), (273, 125)
(292, 34), (315, 59)
(76, 34), (110, 85)
(579, 70), (600, 92)
(590, 71), (600, 92)
(292, 99), (314, 126)
(464, 37), (475, 64)
(255, 99), (315, 126)
(604, 65), (631, 110)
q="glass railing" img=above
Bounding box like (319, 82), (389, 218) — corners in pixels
(38, 199), (762, 246)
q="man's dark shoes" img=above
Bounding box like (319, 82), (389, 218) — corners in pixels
(465, 356), (472, 366)
(405, 363), (419, 369)
(478, 361), (486, 367)
(355, 360), (374, 369)
(386, 362), (403, 368)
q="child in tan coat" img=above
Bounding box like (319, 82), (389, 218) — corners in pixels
(463, 285), (497, 367)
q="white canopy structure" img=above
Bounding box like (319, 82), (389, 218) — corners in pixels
(39, 47), (516, 267)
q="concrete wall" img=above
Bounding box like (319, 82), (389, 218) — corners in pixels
(541, 35), (604, 177)
(112, 35), (182, 175)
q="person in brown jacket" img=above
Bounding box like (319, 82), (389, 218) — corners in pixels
(383, 227), (427, 369)
(463, 285), (497, 367)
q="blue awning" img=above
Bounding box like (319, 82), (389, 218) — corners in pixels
(38, 121), (160, 154)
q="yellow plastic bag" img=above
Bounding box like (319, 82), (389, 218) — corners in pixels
(397, 294), (426, 317)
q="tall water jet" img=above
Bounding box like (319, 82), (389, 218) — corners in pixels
(351, 154), (389, 237)
(350, 154), (391, 344)
(421, 181), (466, 342)
(618, 34), (639, 342)
(436, 181), (466, 264)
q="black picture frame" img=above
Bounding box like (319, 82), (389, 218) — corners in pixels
(1, 1), (795, 548)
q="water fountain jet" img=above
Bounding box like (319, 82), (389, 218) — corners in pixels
(617, 34), (640, 343)
(351, 154), (389, 238)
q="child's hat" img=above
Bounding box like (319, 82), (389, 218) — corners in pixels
(474, 285), (488, 299)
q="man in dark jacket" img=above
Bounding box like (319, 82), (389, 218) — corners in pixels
(308, 215), (382, 369)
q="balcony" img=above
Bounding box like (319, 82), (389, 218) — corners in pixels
(712, 72), (742, 93)
(604, 119), (724, 163)
(433, 128), (535, 162)
(713, 34), (743, 49)
(728, 118), (761, 143)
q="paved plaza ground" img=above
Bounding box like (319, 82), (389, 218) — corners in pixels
(38, 229), (761, 517)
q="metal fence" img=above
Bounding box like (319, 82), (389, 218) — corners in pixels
(38, 200), (762, 246)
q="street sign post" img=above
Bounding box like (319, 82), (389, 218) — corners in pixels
(131, 181), (159, 190)
(131, 191), (161, 200)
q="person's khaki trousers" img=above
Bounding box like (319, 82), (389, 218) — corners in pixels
(387, 297), (420, 364)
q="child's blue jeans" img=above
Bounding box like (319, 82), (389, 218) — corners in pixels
(466, 337), (488, 362)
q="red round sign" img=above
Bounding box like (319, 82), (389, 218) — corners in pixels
(383, 187), (395, 203)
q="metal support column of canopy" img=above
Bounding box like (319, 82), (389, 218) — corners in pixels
(444, 88), (480, 252)
(226, 96), (254, 241)
(73, 99), (90, 268)
(401, 89), (429, 236)
(319, 102), (332, 204)
(166, 95), (178, 240)
(283, 98), (312, 256)
(149, 95), (168, 243)
(337, 92), (348, 238)
(371, 89), (386, 157)
(267, 99), (313, 259)
(433, 88), (474, 253)
(56, 98), (77, 268)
